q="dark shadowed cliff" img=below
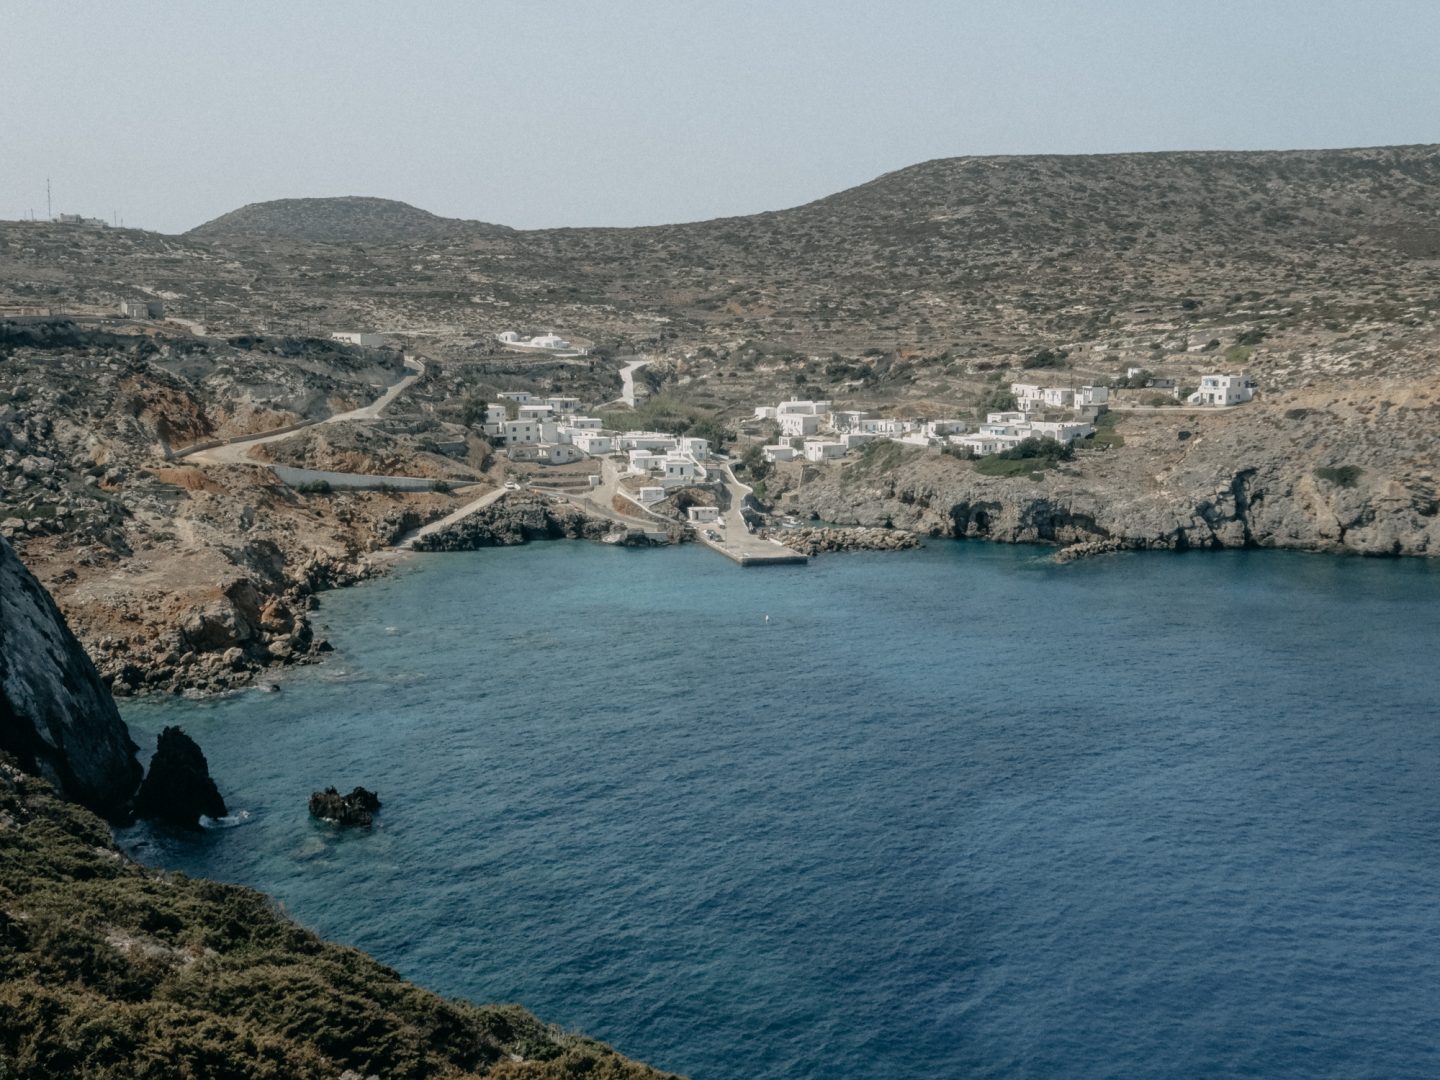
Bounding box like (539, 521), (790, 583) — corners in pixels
(0, 534), (141, 819)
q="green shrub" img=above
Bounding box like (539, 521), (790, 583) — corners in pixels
(1021, 348), (1068, 370)
(1315, 465), (1363, 488)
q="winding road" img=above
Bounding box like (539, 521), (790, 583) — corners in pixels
(617, 358), (652, 407)
(185, 356), (426, 466)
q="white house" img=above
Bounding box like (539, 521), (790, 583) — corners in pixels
(1188, 374), (1254, 406)
(753, 406), (779, 421)
(546, 396), (581, 414)
(924, 419), (968, 438)
(987, 411), (1029, 426)
(529, 333), (571, 350)
(860, 418), (913, 437)
(563, 416), (603, 431)
(496, 331), (522, 344)
(763, 444), (799, 463)
(1011, 383), (1044, 410)
(780, 413), (820, 437)
(831, 409), (868, 431)
(517, 403), (555, 421)
(637, 486), (666, 505)
(1027, 420), (1095, 442)
(777, 399), (831, 416)
(617, 432), (678, 452)
(840, 432), (874, 449)
(628, 449), (667, 473)
(803, 440), (848, 462)
(1074, 385), (1110, 407)
(331, 331), (384, 348)
(953, 433), (1021, 455)
(570, 432), (614, 455)
(662, 456), (698, 487)
(508, 442), (583, 465)
(498, 391), (533, 404)
(502, 419), (558, 446)
(688, 505), (721, 524)
(1041, 387), (1075, 409)
(677, 436), (710, 460)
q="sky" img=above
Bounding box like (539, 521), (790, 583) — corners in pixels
(3, 0), (1438, 234)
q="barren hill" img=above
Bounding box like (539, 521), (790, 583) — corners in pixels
(186, 195), (511, 244)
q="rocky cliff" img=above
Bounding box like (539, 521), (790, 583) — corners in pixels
(0, 534), (140, 818)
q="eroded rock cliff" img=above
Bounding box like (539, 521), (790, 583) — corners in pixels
(0, 534), (140, 818)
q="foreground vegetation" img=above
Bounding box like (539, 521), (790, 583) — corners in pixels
(0, 758), (674, 1080)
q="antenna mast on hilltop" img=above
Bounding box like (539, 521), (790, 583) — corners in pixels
(46, 177), (52, 220)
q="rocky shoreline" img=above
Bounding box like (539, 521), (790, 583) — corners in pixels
(765, 525), (922, 555)
(413, 493), (671, 551)
(779, 389), (1440, 560)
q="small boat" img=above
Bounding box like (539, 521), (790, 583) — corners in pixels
(781, 516), (801, 528)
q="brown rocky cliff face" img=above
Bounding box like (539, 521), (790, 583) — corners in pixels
(0, 535), (141, 818)
(791, 393), (1440, 557)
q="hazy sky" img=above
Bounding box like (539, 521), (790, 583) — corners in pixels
(4, 0), (1437, 234)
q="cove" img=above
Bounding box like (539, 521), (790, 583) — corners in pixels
(119, 541), (1440, 1079)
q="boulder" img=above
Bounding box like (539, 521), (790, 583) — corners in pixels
(133, 726), (226, 829)
(309, 785), (381, 827)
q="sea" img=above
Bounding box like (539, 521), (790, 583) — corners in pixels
(118, 540), (1440, 1079)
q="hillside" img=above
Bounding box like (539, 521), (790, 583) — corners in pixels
(0, 758), (673, 1079)
(186, 196), (512, 244)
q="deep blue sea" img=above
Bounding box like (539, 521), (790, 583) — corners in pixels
(119, 541), (1440, 1079)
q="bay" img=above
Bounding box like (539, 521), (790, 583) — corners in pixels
(120, 541), (1440, 1078)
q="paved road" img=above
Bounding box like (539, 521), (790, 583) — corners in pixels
(187, 357), (425, 465)
(618, 358), (652, 407)
(694, 463), (807, 565)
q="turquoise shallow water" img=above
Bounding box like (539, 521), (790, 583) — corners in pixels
(120, 541), (1440, 1078)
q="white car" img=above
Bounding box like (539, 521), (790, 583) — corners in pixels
(504, 480), (521, 490)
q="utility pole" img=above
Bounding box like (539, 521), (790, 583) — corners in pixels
(46, 177), (51, 220)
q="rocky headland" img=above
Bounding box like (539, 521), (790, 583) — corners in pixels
(778, 381), (1440, 557)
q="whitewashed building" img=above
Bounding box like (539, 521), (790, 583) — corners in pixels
(1188, 374), (1254, 406)
(498, 391), (534, 404)
(803, 440), (849, 462)
(776, 399), (831, 416)
(662, 456), (698, 487)
(331, 331), (384, 348)
(677, 436), (710, 460)
(502, 419), (559, 446)
(570, 432), (614, 455)
(688, 506), (721, 524)
(763, 444), (799, 463)
(780, 413), (820, 438)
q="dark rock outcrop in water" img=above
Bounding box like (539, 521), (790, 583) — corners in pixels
(0, 535), (141, 819)
(309, 785), (381, 827)
(133, 726), (227, 829)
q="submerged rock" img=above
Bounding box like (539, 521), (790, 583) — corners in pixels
(309, 785), (381, 827)
(134, 726), (227, 829)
